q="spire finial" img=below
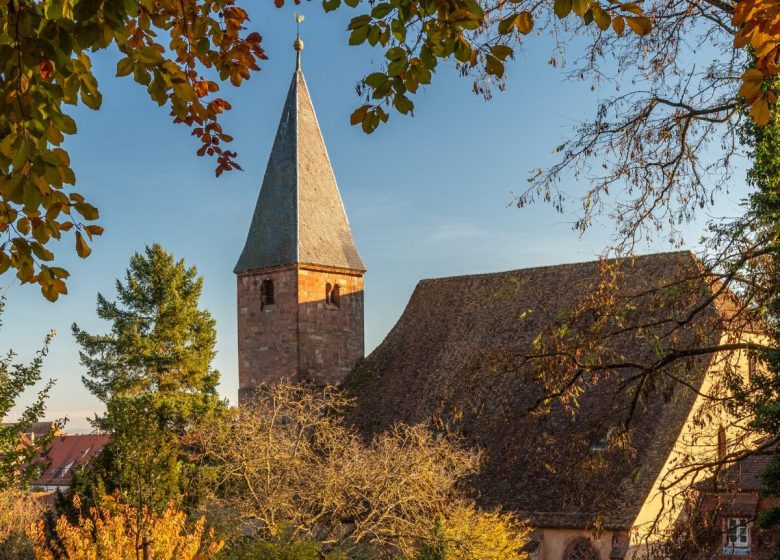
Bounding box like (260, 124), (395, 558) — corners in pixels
(294, 14), (304, 70)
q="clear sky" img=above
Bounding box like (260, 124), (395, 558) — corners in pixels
(3, 4), (750, 431)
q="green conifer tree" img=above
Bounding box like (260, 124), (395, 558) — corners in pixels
(70, 244), (224, 513)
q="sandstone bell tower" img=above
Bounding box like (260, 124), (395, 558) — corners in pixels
(235, 38), (366, 399)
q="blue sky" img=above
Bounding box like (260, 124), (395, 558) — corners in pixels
(3, 4), (750, 431)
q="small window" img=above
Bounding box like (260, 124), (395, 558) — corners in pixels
(724, 517), (750, 555)
(325, 283), (332, 303)
(260, 279), (274, 308)
(329, 284), (340, 308)
(591, 427), (617, 452)
(566, 538), (599, 560)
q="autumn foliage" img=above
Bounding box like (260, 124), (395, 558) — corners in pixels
(735, 1), (780, 124)
(31, 496), (223, 560)
(0, 1), (266, 299)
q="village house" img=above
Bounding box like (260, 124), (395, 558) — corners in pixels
(234, 41), (760, 560)
(30, 433), (109, 495)
(695, 446), (780, 560)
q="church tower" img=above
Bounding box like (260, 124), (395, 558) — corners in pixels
(235, 39), (366, 399)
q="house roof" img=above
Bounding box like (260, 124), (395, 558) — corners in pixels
(706, 445), (778, 494)
(31, 434), (109, 488)
(234, 54), (364, 274)
(347, 251), (732, 530)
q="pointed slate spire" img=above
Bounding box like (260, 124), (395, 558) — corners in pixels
(234, 43), (365, 274)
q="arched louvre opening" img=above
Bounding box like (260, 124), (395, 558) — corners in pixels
(260, 279), (274, 308)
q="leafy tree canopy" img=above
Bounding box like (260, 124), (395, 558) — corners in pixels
(1, 0), (779, 298)
(0, 297), (56, 488)
(0, 0), (265, 300)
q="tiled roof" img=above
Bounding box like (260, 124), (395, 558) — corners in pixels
(234, 61), (364, 273)
(31, 434), (109, 488)
(715, 449), (776, 493)
(347, 251), (732, 530)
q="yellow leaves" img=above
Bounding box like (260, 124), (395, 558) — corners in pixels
(552, 0), (648, 36)
(740, 68), (766, 100)
(75, 231), (91, 259)
(439, 506), (531, 560)
(733, 0), (780, 124)
(625, 16), (652, 36)
(612, 15), (625, 36)
(750, 97), (772, 125)
(32, 499), (223, 560)
(517, 11), (534, 34)
(554, 0), (572, 19)
(592, 5), (611, 31)
(498, 11), (534, 35)
(571, 0), (588, 17)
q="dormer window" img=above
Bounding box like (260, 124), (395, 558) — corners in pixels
(591, 427), (617, 452)
(260, 279), (274, 309)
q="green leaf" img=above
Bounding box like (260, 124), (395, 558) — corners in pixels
(484, 54), (505, 78)
(348, 15), (372, 29)
(393, 94), (413, 115)
(554, 0), (573, 19)
(137, 46), (164, 64)
(387, 57), (407, 76)
(391, 19), (407, 41)
(386, 46), (406, 60)
(365, 72), (388, 87)
(490, 45), (513, 61)
(371, 3), (393, 18)
(323, 0), (341, 12)
(349, 26), (368, 45)
(498, 15), (517, 35)
(572, 0), (588, 16)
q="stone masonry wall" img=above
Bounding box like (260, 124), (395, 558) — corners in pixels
(237, 264), (365, 399)
(237, 266), (299, 400)
(297, 265), (364, 385)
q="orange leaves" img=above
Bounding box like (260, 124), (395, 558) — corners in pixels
(625, 15), (651, 36)
(551, 0), (651, 37)
(0, 0), (270, 300)
(734, 0), (780, 124)
(38, 57), (54, 80)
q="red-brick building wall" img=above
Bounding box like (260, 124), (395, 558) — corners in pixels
(237, 264), (364, 400)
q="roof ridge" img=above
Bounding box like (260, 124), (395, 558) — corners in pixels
(416, 250), (695, 284)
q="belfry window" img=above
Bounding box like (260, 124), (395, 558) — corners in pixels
(260, 279), (275, 308)
(329, 284), (341, 308)
(565, 538), (599, 560)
